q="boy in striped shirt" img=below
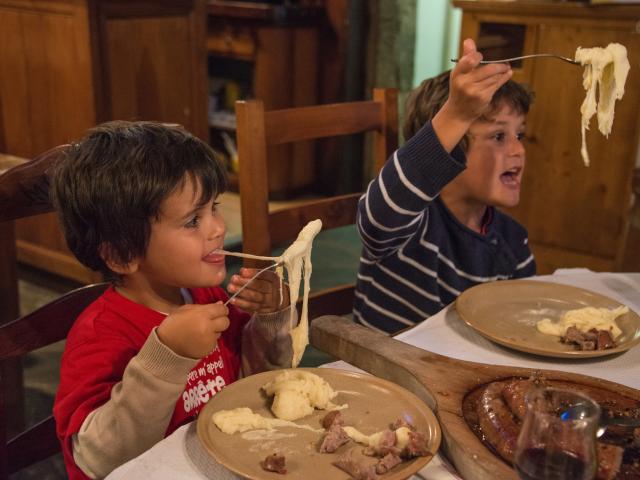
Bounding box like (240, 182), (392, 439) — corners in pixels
(354, 39), (536, 333)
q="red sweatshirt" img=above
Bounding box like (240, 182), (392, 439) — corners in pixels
(54, 286), (250, 479)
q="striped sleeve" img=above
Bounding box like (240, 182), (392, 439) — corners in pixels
(357, 121), (466, 259)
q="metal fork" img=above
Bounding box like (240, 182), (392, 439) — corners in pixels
(224, 261), (283, 306)
(451, 54), (580, 65)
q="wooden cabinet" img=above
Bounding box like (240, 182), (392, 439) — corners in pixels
(454, 0), (640, 274)
(206, 1), (322, 198)
(0, 0), (208, 283)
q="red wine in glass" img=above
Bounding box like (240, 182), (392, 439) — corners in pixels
(514, 387), (600, 480)
(515, 447), (589, 480)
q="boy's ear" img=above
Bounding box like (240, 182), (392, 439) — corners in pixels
(99, 243), (139, 275)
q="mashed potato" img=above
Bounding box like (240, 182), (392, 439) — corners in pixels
(536, 305), (628, 338)
(262, 370), (346, 421)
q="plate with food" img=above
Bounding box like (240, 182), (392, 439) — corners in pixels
(196, 368), (441, 479)
(455, 280), (640, 358)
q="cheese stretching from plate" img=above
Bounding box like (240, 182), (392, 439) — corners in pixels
(220, 219), (322, 367)
(574, 43), (630, 166)
(536, 305), (628, 338)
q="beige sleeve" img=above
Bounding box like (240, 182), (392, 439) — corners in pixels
(241, 306), (299, 376)
(72, 329), (198, 479)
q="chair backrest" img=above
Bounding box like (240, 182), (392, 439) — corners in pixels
(0, 146), (109, 478)
(235, 88), (398, 319)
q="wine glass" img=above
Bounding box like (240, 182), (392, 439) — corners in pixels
(514, 387), (600, 480)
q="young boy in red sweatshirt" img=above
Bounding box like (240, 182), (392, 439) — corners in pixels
(52, 121), (295, 479)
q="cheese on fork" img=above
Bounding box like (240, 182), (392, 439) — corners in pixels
(575, 43), (630, 166)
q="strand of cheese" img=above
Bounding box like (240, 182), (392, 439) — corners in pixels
(574, 43), (630, 166)
(219, 219), (323, 367)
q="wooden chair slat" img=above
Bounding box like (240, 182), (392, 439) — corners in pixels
(7, 416), (59, 475)
(0, 145), (69, 222)
(0, 283), (108, 359)
(267, 194), (360, 247)
(263, 101), (382, 145)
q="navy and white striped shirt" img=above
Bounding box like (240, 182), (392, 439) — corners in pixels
(353, 121), (536, 334)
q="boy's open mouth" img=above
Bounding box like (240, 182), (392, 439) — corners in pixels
(500, 167), (522, 188)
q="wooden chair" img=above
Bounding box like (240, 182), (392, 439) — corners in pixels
(0, 146), (108, 478)
(235, 89), (398, 319)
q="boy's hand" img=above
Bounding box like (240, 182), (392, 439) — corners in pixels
(433, 38), (513, 152)
(157, 302), (230, 359)
(448, 38), (513, 122)
(227, 268), (290, 314)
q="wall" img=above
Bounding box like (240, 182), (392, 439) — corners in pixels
(413, 0), (461, 86)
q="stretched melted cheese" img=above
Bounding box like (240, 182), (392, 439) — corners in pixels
(220, 219), (322, 367)
(575, 43), (630, 166)
(281, 220), (322, 367)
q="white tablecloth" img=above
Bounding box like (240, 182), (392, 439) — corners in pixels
(107, 270), (640, 480)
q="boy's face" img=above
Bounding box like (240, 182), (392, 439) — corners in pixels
(135, 177), (227, 290)
(456, 104), (527, 209)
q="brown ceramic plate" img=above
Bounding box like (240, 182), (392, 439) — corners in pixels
(196, 368), (441, 479)
(455, 280), (640, 358)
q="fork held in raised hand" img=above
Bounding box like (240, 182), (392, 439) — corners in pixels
(451, 53), (580, 66)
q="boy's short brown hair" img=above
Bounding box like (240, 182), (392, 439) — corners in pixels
(403, 70), (534, 150)
(52, 121), (227, 281)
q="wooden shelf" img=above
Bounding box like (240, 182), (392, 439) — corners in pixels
(207, 2), (322, 197)
(208, 1), (324, 26)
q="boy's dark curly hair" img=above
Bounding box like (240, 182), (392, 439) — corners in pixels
(403, 70), (534, 150)
(52, 121), (227, 282)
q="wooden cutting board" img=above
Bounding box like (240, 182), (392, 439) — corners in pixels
(309, 315), (640, 480)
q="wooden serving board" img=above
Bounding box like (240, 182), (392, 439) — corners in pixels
(309, 315), (640, 480)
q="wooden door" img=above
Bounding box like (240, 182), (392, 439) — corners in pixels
(507, 19), (640, 273)
(0, 0), (100, 283)
(95, 0), (208, 140)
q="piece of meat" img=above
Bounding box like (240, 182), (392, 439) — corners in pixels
(596, 443), (624, 480)
(333, 449), (379, 480)
(476, 381), (520, 462)
(260, 453), (287, 474)
(561, 326), (596, 350)
(401, 430), (431, 459)
(596, 329), (615, 350)
(319, 423), (350, 453)
(322, 410), (344, 430)
(390, 418), (415, 431)
(375, 452), (403, 474)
